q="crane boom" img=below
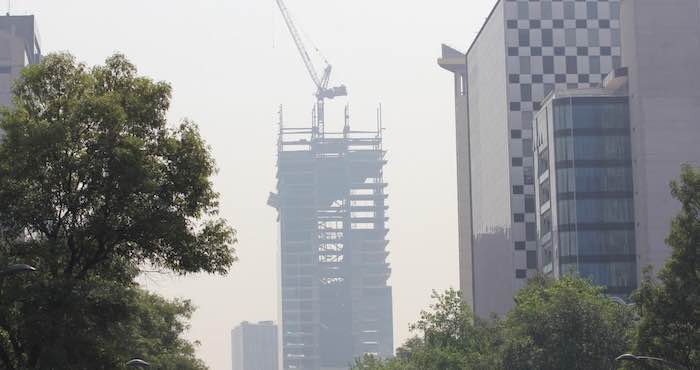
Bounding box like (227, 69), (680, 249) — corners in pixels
(274, 0), (323, 90)
(275, 0), (347, 138)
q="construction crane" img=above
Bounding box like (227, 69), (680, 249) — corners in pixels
(275, 0), (347, 138)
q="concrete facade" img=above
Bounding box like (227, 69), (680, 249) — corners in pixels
(437, 45), (474, 309)
(0, 15), (41, 107)
(440, 0), (623, 318)
(231, 321), (279, 370)
(620, 0), (700, 277)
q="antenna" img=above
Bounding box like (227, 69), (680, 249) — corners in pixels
(6, 0), (10, 15)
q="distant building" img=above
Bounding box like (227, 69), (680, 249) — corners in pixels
(438, 0), (622, 317)
(269, 112), (394, 370)
(0, 14), (42, 107)
(533, 68), (637, 297)
(231, 321), (279, 370)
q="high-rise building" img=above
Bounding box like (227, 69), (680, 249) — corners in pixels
(0, 14), (42, 107)
(533, 67), (637, 297)
(620, 0), (700, 278)
(231, 321), (279, 370)
(269, 109), (393, 370)
(439, 0), (622, 317)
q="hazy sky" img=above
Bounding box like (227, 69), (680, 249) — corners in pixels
(16, 1), (495, 368)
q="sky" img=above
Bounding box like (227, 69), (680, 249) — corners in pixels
(14, 1), (495, 368)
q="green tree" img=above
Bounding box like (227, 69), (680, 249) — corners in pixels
(502, 275), (634, 370)
(631, 164), (700, 368)
(352, 289), (502, 370)
(0, 53), (236, 369)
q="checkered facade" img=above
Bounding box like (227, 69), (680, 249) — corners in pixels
(502, 0), (621, 281)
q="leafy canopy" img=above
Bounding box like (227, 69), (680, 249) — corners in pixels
(502, 275), (634, 370)
(354, 277), (634, 370)
(631, 164), (700, 368)
(352, 289), (502, 370)
(0, 53), (236, 369)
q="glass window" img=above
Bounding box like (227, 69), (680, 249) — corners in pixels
(525, 195), (536, 213)
(558, 198), (634, 224)
(559, 231), (577, 258)
(526, 222), (537, 241)
(573, 136), (631, 160)
(540, 210), (552, 236)
(540, 178), (551, 205)
(576, 230), (635, 256)
(524, 166), (535, 185)
(538, 150), (549, 176)
(578, 262), (636, 291)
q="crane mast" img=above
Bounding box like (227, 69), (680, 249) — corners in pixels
(274, 0), (347, 138)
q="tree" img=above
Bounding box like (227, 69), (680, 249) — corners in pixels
(352, 289), (502, 370)
(107, 288), (209, 370)
(0, 53), (236, 369)
(501, 275), (634, 370)
(631, 164), (700, 368)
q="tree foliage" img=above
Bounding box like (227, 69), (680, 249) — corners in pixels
(631, 164), (700, 368)
(502, 275), (634, 370)
(0, 53), (236, 369)
(352, 289), (502, 370)
(354, 278), (634, 370)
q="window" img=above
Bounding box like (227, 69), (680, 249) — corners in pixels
(526, 222), (537, 241)
(540, 178), (551, 205)
(540, 210), (552, 237)
(525, 195), (536, 213)
(524, 166), (535, 185)
(538, 150), (549, 176)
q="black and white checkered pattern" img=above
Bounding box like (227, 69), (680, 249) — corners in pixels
(503, 0), (621, 281)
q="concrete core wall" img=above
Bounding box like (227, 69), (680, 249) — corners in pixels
(621, 0), (700, 276)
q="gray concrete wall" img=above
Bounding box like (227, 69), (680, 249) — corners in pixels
(0, 15), (41, 108)
(466, 1), (516, 318)
(621, 0), (700, 276)
(455, 70), (473, 309)
(0, 32), (27, 107)
(438, 44), (474, 312)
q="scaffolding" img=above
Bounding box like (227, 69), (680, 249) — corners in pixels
(269, 105), (393, 370)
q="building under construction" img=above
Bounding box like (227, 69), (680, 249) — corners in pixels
(269, 105), (394, 369)
(270, 1), (393, 368)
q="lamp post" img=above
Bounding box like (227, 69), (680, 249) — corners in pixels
(126, 358), (150, 368)
(616, 354), (689, 370)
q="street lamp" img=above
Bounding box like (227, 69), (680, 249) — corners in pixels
(126, 358), (150, 368)
(0, 264), (36, 278)
(616, 354), (689, 370)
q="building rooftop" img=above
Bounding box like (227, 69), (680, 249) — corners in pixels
(437, 44), (466, 74)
